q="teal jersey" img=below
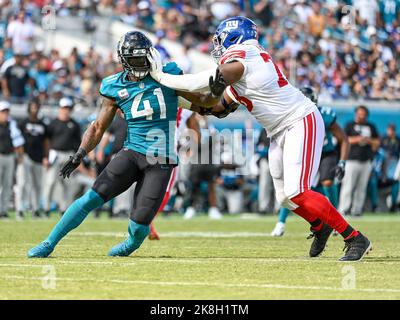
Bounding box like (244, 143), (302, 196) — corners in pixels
(99, 62), (181, 162)
(318, 106), (337, 154)
(379, 0), (400, 25)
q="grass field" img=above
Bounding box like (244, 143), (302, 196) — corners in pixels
(1, 213), (400, 299)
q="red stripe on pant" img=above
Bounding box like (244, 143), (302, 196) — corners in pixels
(300, 113), (315, 193)
(299, 117), (307, 193)
(307, 113), (316, 188)
(290, 112), (351, 233)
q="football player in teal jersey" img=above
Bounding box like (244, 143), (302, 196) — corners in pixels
(27, 31), (227, 258)
(271, 87), (349, 238)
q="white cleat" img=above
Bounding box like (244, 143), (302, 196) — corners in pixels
(271, 222), (285, 237)
(183, 206), (197, 220)
(208, 207), (223, 220)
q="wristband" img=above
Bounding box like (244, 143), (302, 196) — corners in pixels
(76, 147), (87, 160)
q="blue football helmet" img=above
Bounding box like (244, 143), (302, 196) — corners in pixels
(211, 16), (258, 63)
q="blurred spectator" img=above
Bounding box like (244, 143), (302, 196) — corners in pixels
(183, 117), (222, 220)
(0, 101), (24, 219)
(154, 30), (171, 62)
(339, 106), (380, 216)
(367, 147), (385, 212)
(6, 10), (34, 55)
(2, 54), (33, 102)
(0, 1), (398, 103)
(43, 98), (81, 216)
(15, 99), (49, 219)
(307, 2), (325, 37)
(217, 151), (244, 214)
(381, 123), (400, 211)
(251, 0), (274, 27)
(256, 129), (275, 213)
(354, 0), (379, 26)
(209, 0), (240, 20)
(378, 0), (400, 30)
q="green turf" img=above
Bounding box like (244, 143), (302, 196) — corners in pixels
(1, 213), (400, 299)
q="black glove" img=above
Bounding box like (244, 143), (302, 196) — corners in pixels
(59, 148), (86, 179)
(209, 68), (227, 98)
(334, 160), (346, 182)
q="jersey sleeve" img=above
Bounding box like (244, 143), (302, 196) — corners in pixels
(162, 62), (183, 76)
(99, 74), (120, 100)
(220, 47), (247, 66)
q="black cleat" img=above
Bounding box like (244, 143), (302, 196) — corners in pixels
(307, 223), (333, 257)
(0, 211), (9, 219)
(32, 211), (42, 219)
(339, 232), (372, 262)
(16, 211), (25, 220)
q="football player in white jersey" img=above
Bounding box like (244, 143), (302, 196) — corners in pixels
(147, 16), (372, 261)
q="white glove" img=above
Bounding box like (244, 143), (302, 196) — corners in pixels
(147, 47), (164, 82)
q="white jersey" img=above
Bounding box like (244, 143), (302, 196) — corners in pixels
(222, 43), (317, 137)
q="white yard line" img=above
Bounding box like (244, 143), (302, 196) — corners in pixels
(1, 255), (399, 268)
(70, 231), (300, 238)
(1, 275), (400, 294)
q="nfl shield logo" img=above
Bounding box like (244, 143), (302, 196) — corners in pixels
(118, 89), (129, 99)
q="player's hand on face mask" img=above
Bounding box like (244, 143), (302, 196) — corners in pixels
(334, 160), (346, 182)
(209, 68), (227, 98)
(147, 47), (163, 82)
(59, 148), (86, 179)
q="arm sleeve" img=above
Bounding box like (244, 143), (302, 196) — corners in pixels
(158, 68), (216, 92)
(9, 120), (25, 148)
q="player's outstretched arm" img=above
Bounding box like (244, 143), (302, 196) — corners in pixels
(147, 47), (215, 92)
(60, 97), (117, 178)
(178, 90), (239, 119)
(177, 90), (220, 108)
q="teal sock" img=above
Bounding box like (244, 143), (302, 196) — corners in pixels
(125, 220), (150, 251)
(278, 207), (290, 223)
(391, 182), (399, 207)
(322, 184), (339, 208)
(312, 185), (324, 194)
(46, 189), (104, 247)
(368, 175), (379, 208)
